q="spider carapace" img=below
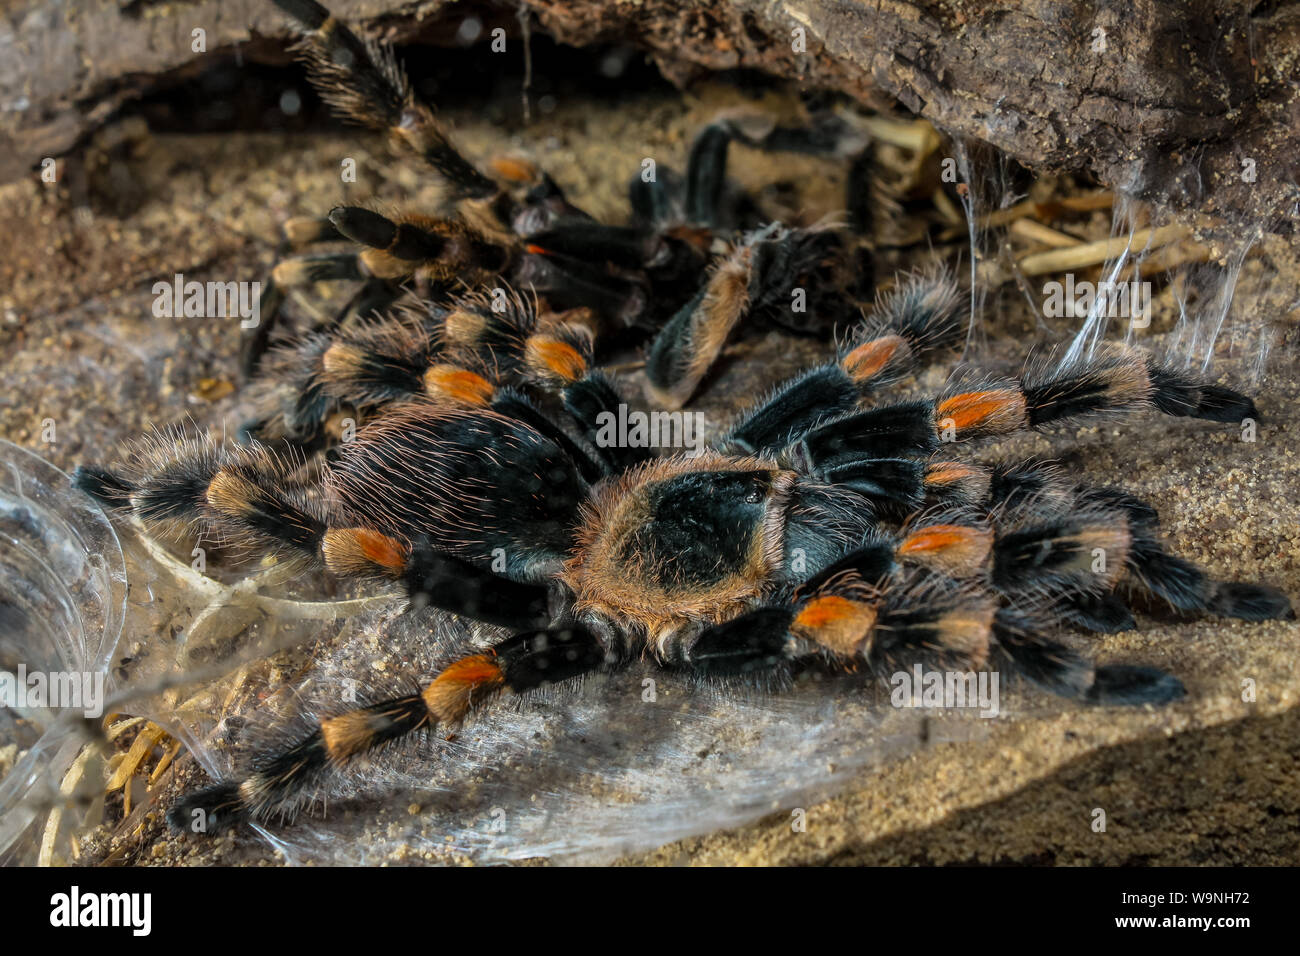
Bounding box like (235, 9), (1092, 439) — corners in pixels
(73, 0), (1292, 833)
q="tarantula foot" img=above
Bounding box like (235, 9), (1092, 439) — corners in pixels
(1086, 665), (1186, 706)
(1210, 582), (1295, 621)
(71, 465), (133, 507)
(166, 782), (248, 836)
(1147, 367), (1259, 423)
(328, 205), (397, 248)
(1189, 383), (1258, 422)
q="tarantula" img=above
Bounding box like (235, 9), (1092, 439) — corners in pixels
(71, 0), (1292, 833)
(76, 269), (1291, 832)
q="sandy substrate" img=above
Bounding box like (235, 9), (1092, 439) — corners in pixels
(1, 73), (1297, 866)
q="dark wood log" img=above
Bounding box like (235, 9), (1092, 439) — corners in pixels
(2, 0), (1295, 228)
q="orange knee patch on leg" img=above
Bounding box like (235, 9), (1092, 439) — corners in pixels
(841, 335), (910, 385)
(489, 155), (540, 184)
(898, 525), (994, 575)
(422, 655), (505, 723)
(284, 216), (334, 245)
(324, 409), (358, 441)
(923, 462), (991, 501)
(935, 389), (1027, 438)
(423, 365), (495, 406)
(320, 711), (382, 762)
(1060, 524), (1132, 584)
(321, 342), (365, 377)
(205, 470), (259, 518)
(443, 308), (488, 347)
(525, 336), (588, 385)
(931, 605), (996, 668)
(359, 248), (411, 280)
(322, 527), (409, 578)
(924, 461), (983, 487)
(272, 258), (327, 287)
(792, 595), (879, 656)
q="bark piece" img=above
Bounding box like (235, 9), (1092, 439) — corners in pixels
(3, 0), (1296, 227)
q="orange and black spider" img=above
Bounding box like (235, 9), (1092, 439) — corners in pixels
(242, 0), (878, 409)
(76, 262), (1292, 833)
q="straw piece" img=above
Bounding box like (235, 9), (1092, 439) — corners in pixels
(1009, 218), (1082, 248)
(1014, 224), (1190, 277)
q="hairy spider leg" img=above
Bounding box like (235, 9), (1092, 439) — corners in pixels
(761, 354), (1292, 625)
(75, 406), (594, 623)
(722, 268), (965, 453)
(165, 623), (607, 833)
(272, 0), (497, 196)
(239, 289), (647, 475)
(683, 112), (871, 230)
(241, 251), (373, 376)
(247, 0), (519, 371)
(644, 223), (853, 408)
(679, 562), (1185, 705)
(782, 345), (1258, 478)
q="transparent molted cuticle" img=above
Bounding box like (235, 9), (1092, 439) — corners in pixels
(0, 439), (128, 863)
